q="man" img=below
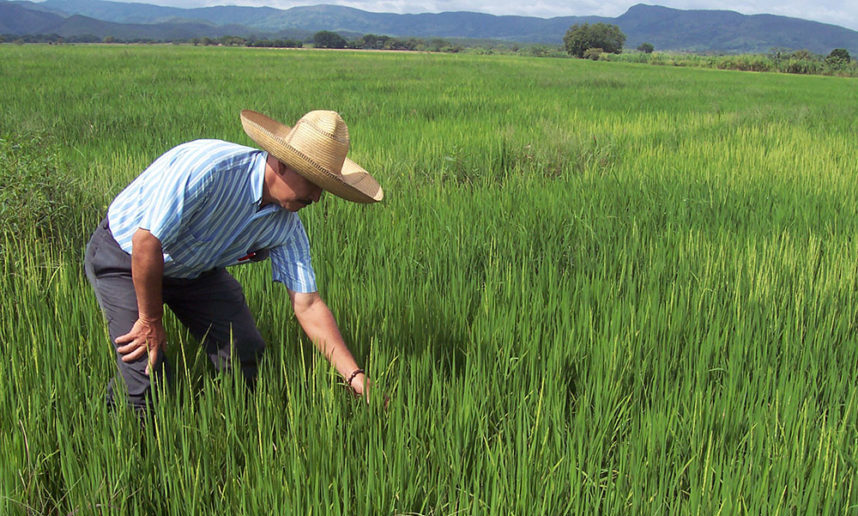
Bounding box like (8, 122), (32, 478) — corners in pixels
(84, 109), (383, 413)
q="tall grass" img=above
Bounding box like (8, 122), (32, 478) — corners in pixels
(1, 45), (857, 513)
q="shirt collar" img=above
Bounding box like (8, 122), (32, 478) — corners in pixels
(251, 151), (283, 217)
(251, 150), (268, 209)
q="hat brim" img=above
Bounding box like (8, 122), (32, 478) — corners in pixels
(240, 110), (383, 204)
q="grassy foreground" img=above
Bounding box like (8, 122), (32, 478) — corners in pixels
(1, 45), (857, 514)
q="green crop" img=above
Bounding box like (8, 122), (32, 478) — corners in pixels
(1, 44), (856, 514)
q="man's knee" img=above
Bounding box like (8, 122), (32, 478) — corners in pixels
(204, 326), (265, 372)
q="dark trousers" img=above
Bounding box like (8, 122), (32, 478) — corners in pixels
(84, 218), (265, 413)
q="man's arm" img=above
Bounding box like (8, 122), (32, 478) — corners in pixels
(288, 290), (368, 397)
(115, 228), (167, 375)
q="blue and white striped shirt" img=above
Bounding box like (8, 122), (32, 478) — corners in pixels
(107, 139), (317, 293)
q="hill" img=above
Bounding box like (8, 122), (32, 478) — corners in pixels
(3, 0), (858, 54)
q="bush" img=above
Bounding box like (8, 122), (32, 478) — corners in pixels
(583, 48), (604, 60)
(716, 55), (771, 72)
(785, 58), (822, 75)
(524, 45), (559, 57)
(788, 49), (819, 61)
(0, 132), (98, 254)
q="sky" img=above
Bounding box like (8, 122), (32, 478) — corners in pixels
(96, 0), (858, 31)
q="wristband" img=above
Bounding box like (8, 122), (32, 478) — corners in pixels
(345, 369), (364, 390)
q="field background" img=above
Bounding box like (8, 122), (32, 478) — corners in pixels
(1, 45), (857, 514)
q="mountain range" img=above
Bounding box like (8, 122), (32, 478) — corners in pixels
(2, 0), (857, 54)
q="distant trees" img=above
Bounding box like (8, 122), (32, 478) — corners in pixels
(351, 34), (422, 50)
(563, 23), (626, 58)
(247, 38), (302, 48)
(218, 35), (246, 46)
(637, 42), (654, 54)
(313, 31), (347, 49)
(356, 33), (390, 49)
(188, 36), (301, 48)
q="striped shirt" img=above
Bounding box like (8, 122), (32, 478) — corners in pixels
(107, 139), (317, 293)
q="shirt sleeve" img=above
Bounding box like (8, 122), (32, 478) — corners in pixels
(269, 220), (317, 293)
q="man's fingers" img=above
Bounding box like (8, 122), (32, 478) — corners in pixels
(116, 341), (136, 355)
(120, 344), (147, 362)
(116, 336), (146, 355)
(144, 346), (161, 376)
(114, 319), (166, 372)
(114, 332), (134, 345)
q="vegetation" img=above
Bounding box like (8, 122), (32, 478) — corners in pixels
(0, 131), (96, 254)
(637, 42), (654, 54)
(1, 44), (858, 514)
(601, 47), (858, 77)
(583, 47), (604, 61)
(312, 30), (347, 49)
(3, 33), (855, 78)
(826, 48), (852, 69)
(563, 23), (626, 58)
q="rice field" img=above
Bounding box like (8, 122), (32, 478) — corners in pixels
(1, 44), (857, 514)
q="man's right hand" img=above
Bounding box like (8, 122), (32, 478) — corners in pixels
(115, 317), (167, 375)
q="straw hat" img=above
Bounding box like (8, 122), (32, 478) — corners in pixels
(240, 109), (383, 203)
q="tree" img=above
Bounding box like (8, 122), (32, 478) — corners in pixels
(637, 42), (654, 54)
(826, 48), (851, 66)
(357, 34), (391, 49)
(563, 23), (626, 58)
(313, 31), (346, 49)
(426, 38), (451, 52)
(219, 35), (246, 46)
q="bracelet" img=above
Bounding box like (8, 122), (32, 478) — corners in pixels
(345, 369), (364, 390)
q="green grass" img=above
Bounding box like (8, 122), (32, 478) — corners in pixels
(1, 44), (857, 514)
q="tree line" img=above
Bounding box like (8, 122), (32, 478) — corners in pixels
(0, 31), (463, 53)
(3, 26), (853, 77)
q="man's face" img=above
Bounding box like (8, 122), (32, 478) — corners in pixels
(263, 160), (324, 212)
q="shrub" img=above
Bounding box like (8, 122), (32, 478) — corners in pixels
(0, 132), (98, 254)
(525, 45), (556, 57)
(583, 48), (604, 60)
(785, 58), (822, 75)
(716, 55), (771, 72)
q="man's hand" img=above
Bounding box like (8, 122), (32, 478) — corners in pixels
(115, 317), (167, 375)
(125, 228), (166, 375)
(347, 372), (390, 409)
(347, 370), (369, 400)
(289, 290), (389, 408)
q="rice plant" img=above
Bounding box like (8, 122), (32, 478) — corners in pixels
(1, 44), (856, 514)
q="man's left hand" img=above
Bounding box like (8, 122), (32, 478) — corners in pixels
(115, 316), (167, 375)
